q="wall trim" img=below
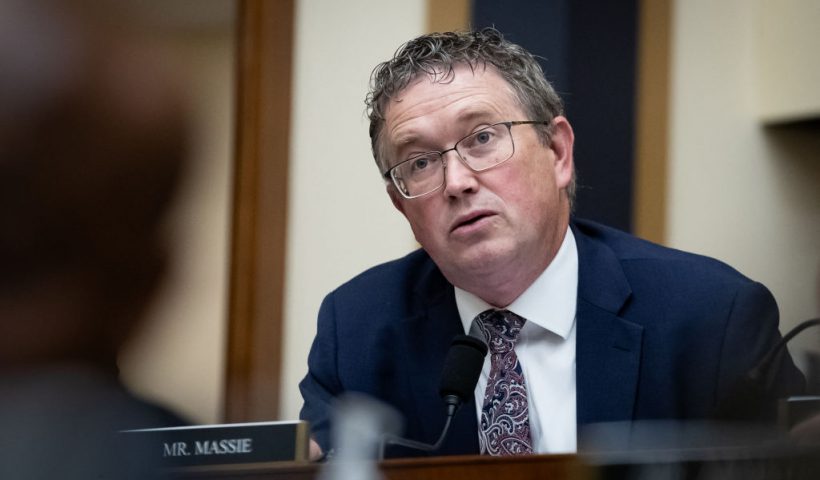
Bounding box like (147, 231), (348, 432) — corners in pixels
(224, 0), (294, 422)
(634, 0), (671, 243)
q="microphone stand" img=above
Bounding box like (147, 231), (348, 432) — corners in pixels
(718, 318), (820, 421)
(749, 318), (820, 385)
(377, 333), (487, 460)
(378, 395), (460, 460)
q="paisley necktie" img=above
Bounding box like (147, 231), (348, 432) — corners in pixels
(475, 309), (534, 455)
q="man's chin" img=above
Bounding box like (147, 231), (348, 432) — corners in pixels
(437, 243), (515, 280)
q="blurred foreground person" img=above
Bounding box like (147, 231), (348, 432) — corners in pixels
(0, 1), (188, 478)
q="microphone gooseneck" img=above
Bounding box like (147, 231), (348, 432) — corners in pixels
(717, 317), (820, 421)
(380, 334), (487, 457)
(748, 318), (820, 385)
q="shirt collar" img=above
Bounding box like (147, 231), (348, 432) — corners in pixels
(454, 228), (578, 339)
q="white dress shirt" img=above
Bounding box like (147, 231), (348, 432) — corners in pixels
(455, 228), (578, 453)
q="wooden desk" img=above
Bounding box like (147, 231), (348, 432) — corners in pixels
(174, 445), (820, 480)
(175, 454), (588, 480)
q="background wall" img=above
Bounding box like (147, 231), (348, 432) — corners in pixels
(116, 0), (425, 426)
(755, 0), (820, 122)
(279, 0), (424, 420)
(667, 0), (820, 369)
(119, 1), (236, 424)
(472, 0), (640, 233)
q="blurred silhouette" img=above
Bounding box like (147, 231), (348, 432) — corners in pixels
(0, 0), (189, 477)
(318, 394), (402, 480)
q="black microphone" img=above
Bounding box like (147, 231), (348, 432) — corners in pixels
(439, 334), (489, 416)
(380, 334), (487, 457)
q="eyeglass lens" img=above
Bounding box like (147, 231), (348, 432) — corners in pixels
(391, 123), (514, 197)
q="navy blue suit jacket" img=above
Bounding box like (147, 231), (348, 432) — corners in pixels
(299, 219), (804, 457)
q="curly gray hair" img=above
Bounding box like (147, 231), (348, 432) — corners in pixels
(366, 28), (565, 177)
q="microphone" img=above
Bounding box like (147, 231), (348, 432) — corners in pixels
(440, 334), (489, 416)
(380, 334), (487, 457)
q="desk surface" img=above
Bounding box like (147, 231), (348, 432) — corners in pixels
(174, 446), (820, 480)
(174, 453), (585, 480)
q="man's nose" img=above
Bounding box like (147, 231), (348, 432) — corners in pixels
(442, 150), (479, 197)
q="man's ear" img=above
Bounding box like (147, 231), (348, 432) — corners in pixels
(548, 116), (575, 190)
(387, 184), (407, 216)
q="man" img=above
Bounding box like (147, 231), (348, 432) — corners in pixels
(299, 28), (804, 458)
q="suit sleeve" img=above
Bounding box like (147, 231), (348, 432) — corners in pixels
(299, 292), (342, 453)
(715, 281), (805, 419)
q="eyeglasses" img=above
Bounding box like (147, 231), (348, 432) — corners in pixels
(383, 120), (550, 199)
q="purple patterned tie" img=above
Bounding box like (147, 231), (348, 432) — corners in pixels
(476, 309), (534, 455)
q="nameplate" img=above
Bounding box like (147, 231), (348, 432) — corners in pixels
(122, 420), (309, 468)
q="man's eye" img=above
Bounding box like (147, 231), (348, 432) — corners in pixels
(410, 156), (435, 172)
(475, 131), (493, 144)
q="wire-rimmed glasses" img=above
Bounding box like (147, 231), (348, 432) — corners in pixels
(383, 120), (550, 199)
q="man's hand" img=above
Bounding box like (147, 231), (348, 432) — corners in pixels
(309, 438), (324, 461)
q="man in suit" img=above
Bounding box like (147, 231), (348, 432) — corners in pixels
(299, 28), (804, 458)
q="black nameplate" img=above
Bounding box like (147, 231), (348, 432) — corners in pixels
(121, 420), (309, 468)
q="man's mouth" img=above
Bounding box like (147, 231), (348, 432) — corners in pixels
(451, 211), (495, 232)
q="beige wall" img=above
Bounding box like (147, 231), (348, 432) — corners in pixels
(755, 0), (820, 122)
(667, 0), (820, 367)
(119, 7), (235, 424)
(280, 0), (425, 420)
(116, 0), (426, 425)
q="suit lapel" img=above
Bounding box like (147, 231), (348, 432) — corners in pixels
(572, 222), (644, 427)
(395, 260), (480, 455)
